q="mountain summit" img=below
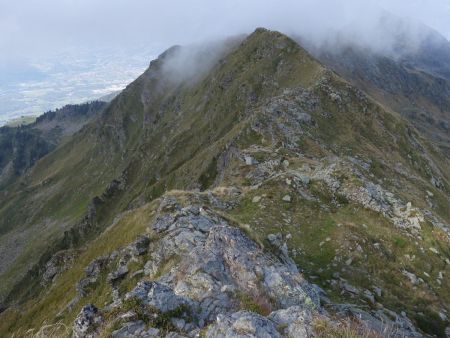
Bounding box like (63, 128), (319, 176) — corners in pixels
(0, 28), (449, 337)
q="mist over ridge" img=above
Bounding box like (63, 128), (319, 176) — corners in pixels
(2, 0), (450, 63)
(1, 0), (450, 124)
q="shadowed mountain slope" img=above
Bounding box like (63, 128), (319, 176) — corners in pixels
(0, 101), (107, 188)
(302, 25), (450, 156)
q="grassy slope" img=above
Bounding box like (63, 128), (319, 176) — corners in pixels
(312, 45), (450, 155)
(0, 101), (106, 183)
(0, 199), (159, 336)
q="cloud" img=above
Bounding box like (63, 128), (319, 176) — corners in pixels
(1, 0), (449, 65)
(160, 36), (244, 85)
(1, 0), (449, 122)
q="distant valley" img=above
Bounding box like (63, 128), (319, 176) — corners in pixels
(0, 47), (155, 126)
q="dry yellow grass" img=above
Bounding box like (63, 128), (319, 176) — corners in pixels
(10, 321), (70, 338)
(313, 315), (402, 338)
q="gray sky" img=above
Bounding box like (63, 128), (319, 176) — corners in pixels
(1, 0), (450, 64)
(1, 0), (449, 122)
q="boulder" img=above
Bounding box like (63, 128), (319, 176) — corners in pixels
(111, 320), (146, 338)
(252, 196), (262, 203)
(41, 250), (77, 286)
(206, 311), (281, 338)
(107, 263), (129, 284)
(72, 304), (103, 338)
(127, 235), (150, 256)
(125, 281), (188, 313)
(268, 306), (314, 337)
(282, 195), (291, 202)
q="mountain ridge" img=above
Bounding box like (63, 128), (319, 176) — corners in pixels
(0, 28), (449, 337)
(299, 24), (450, 156)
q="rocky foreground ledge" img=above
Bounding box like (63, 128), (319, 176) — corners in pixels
(67, 195), (424, 337)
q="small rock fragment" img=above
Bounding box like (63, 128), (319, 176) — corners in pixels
(252, 196), (262, 203)
(282, 195), (292, 202)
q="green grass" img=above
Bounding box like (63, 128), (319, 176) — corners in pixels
(226, 174), (449, 336)
(237, 291), (272, 316)
(393, 236), (407, 248)
(0, 201), (158, 337)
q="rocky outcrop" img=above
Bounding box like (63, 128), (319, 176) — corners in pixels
(71, 198), (322, 336)
(125, 281), (192, 313)
(41, 250), (78, 286)
(269, 306), (315, 337)
(205, 306), (316, 338)
(294, 157), (431, 235)
(111, 320), (161, 337)
(149, 200), (319, 312)
(332, 304), (423, 338)
(77, 255), (110, 297)
(73, 304), (103, 338)
(70, 196), (427, 337)
(206, 311), (282, 338)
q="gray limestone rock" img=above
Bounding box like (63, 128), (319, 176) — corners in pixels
(41, 250), (77, 286)
(72, 304), (103, 338)
(125, 281), (190, 313)
(206, 311), (281, 338)
(268, 306), (315, 337)
(112, 320), (146, 338)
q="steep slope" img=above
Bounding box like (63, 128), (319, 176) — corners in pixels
(1, 191), (425, 337)
(0, 28), (449, 337)
(0, 101), (107, 188)
(302, 27), (450, 155)
(393, 22), (450, 80)
(0, 29), (322, 307)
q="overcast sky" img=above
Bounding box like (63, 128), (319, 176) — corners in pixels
(1, 0), (449, 121)
(1, 0), (450, 64)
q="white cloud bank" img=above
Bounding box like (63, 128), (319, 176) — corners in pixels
(1, 0), (449, 64)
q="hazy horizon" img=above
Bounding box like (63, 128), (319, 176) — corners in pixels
(1, 0), (450, 124)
